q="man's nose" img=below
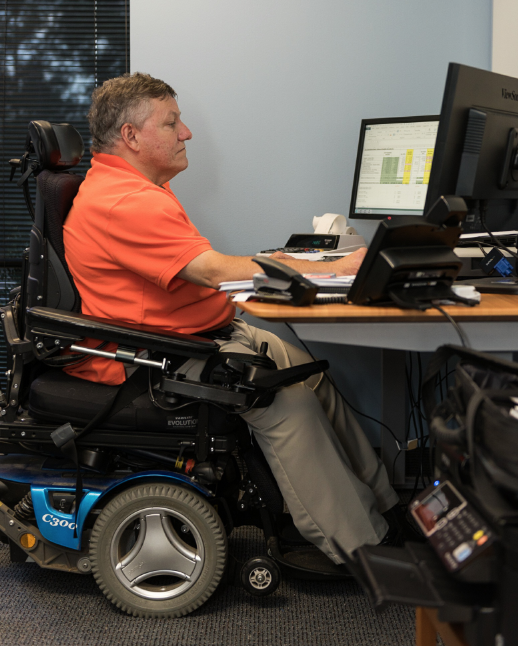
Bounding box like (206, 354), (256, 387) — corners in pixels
(179, 122), (192, 141)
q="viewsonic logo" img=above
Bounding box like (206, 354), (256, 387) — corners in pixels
(502, 88), (518, 101)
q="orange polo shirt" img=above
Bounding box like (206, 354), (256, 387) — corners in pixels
(63, 152), (235, 385)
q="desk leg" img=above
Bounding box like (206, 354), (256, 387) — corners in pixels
(381, 349), (406, 486)
(416, 607), (437, 646)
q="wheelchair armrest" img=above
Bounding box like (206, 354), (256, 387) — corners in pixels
(26, 307), (219, 358)
(1, 304), (32, 355)
(248, 360), (329, 390)
(159, 359), (329, 408)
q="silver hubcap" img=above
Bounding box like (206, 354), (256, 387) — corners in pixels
(249, 567), (272, 589)
(111, 506), (204, 600)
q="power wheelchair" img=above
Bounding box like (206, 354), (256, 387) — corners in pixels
(0, 121), (351, 618)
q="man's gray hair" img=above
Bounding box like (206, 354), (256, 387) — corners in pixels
(88, 72), (177, 153)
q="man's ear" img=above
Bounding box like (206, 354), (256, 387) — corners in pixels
(120, 123), (140, 152)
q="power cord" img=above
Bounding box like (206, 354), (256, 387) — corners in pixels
(478, 199), (518, 265)
(284, 322), (404, 448)
(431, 304), (470, 348)
(457, 239), (511, 258)
(405, 352), (432, 502)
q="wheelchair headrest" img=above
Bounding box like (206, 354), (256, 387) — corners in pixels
(28, 121), (84, 171)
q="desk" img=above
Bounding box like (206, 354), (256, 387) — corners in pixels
(416, 607), (467, 646)
(238, 294), (518, 484)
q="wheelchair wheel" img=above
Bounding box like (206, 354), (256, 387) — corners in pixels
(240, 557), (281, 597)
(89, 483), (227, 618)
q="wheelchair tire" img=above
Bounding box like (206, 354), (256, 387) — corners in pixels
(89, 482), (227, 618)
(240, 557), (281, 597)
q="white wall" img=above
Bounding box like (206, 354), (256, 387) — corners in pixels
(492, 0), (518, 78)
(131, 0), (492, 444)
(131, 0), (491, 252)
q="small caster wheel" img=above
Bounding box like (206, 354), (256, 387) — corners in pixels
(240, 557), (280, 597)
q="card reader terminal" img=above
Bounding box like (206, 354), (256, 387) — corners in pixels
(410, 480), (495, 581)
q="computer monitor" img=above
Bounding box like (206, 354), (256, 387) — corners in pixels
(425, 63), (518, 234)
(349, 116), (440, 221)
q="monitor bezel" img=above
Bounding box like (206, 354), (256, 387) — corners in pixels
(349, 114), (440, 221)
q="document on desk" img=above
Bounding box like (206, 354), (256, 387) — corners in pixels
(219, 279), (255, 292)
(460, 230), (518, 240)
(219, 275), (356, 302)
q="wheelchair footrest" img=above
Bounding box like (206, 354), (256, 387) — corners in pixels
(282, 548), (350, 576)
(267, 536), (352, 580)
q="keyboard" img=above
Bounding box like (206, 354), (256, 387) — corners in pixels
(459, 230), (518, 247)
(260, 247), (322, 254)
(315, 285), (351, 294)
(258, 234), (366, 261)
(257, 248), (348, 262)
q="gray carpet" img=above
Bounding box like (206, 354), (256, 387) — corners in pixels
(0, 526), (424, 646)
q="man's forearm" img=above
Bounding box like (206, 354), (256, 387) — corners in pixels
(178, 249), (366, 289)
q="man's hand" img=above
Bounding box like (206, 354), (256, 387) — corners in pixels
(269, 251), (295, 260)
(270, 247), (367, 276)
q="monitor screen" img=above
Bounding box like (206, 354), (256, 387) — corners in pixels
(425, 63), (518, 235)
(349, 116), (439, 220)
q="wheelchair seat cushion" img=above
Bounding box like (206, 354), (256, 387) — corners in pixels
(28, 369), (232, 435)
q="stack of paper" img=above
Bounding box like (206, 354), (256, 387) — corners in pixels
(219, 273), (355, 302)
(219, 279), (254, 292)
(308, 276), (355, 287)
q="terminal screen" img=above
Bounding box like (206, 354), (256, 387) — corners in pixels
(412, 481), (464, 536)
(352, 119), (439, 218)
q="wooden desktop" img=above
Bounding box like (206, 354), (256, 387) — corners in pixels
(238, 292), (518, 325)
(239, 294), (517, 646)
(238, 293), (518, 485)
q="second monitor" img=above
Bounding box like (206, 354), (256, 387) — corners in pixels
(349, 115), (439, 220)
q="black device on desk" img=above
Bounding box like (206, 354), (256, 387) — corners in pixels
(424, 63), (518, 292)
(254, 198), (471, 310)
(347, 195), (472, 309)
(349, 115), (440, 221)
(261, 233), (343, 254)
(425, 63), (518, 235)
(251, 257), (318, 306)
(258, 232), (365, 260)
(349, 62), (518, 302)
(250, 257), (350, 305)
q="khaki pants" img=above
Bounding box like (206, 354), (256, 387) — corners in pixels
(180, 319), (399, 563)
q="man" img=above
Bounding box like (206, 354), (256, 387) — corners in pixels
(63, 72), (400, 564)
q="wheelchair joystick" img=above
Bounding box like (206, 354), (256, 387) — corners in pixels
(250, 343), (276, 370)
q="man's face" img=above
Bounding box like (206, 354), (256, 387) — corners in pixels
(135, 96), (192, 185)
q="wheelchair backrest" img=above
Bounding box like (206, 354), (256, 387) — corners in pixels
(35, 171), (83, 312)
(22, 121), (85, 316)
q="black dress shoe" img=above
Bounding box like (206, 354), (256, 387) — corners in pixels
(378, 522), (404, 547)
(382, 504), (426, 543)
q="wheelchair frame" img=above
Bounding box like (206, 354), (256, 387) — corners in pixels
(0, 120), (350, 617)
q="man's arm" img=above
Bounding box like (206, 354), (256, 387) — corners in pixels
(177, 247), (367, 289)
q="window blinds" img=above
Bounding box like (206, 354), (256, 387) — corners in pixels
(0, 0), (129, 385)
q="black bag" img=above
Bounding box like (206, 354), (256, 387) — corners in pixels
(423, 345), (518, 515)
